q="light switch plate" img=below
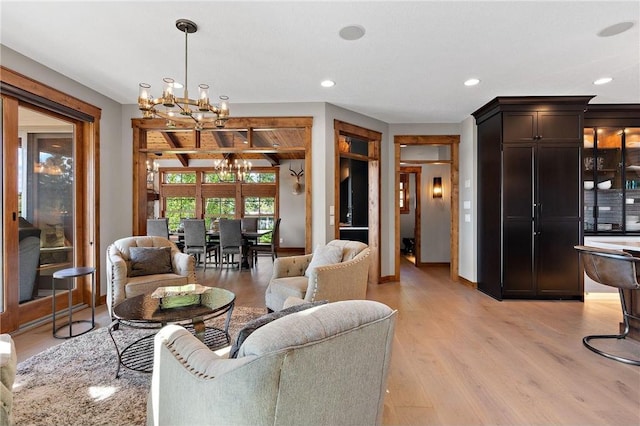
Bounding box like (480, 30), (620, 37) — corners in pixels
(465, 214), (471, 223)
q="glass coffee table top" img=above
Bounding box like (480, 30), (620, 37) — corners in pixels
(113, 287), (235, 323)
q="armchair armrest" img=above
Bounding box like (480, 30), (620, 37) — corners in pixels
(305, 248), (370, 302)
(106, 246), (129, 313)
(171, 250), (196, 282)
(272, 254), (313, 279)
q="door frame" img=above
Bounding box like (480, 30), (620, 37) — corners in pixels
(1, 66), (100, 333)
(394, 135), (459, 281)
(334, 120), (381, 284)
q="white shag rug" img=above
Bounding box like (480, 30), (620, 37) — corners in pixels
(12, 306), (265, 426)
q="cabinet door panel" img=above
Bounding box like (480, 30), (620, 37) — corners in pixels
(536, 220), (581, 296)
(538, 112), (582, 141)
(503, 113), (536, 142)
(503, 145), (534, 218)
(537, 145), (581, 218)
(503, 220), (535, 295)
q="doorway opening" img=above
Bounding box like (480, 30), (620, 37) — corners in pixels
(394, 135), (459, 282)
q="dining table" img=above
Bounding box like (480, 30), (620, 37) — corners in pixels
(171, 229), (272, 269)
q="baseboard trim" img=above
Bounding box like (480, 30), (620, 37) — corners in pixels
(584, 292), (620, 300)
(457, 276), (477, 289)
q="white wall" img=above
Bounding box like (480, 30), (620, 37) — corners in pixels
(459, 116), (477, 282)
(278, 160), (306, 248)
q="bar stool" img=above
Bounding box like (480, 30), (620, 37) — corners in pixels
(52, 266), (96, 339)
(574, 245), (640, 366)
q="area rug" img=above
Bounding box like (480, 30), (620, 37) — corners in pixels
(12, 306), (266, 426)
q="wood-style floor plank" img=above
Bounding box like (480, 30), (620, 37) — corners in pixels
(10, 256), (640, 425)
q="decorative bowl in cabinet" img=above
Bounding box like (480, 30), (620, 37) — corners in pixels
(597, 180), (612, 190)
(584, 181), (594, 190)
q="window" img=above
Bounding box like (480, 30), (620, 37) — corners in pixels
(204, 172), (235, 183)
(164, 172), (196, 184)
(244, 196), (275, 242)
(243, 171), (276, 183)
(204, 197), (235, 228)
(399, 173), (409, 214)
(165, 197), (196, 230)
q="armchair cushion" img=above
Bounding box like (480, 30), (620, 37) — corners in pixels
(304, 244), (343, 277)
(229, 300), (327, 358)
(128, 246), (173, 277)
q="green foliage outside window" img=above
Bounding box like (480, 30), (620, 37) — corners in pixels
(165, 197), (196, 230)
(244, 196), (275, 242)
(164, 172), (196, 184)
(204, 197), (235, 228)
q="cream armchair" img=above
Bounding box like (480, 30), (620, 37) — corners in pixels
(106, 236), (196, 317)
(147, 300), (396, 426)
(1, 334), (17, 426)
(265, 239), (370, 311)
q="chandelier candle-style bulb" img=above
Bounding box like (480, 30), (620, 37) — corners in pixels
(162, 78), (176, 107)
(198, 84), (210, 110)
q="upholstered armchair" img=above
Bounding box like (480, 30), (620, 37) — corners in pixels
(147, 300), (396, 426)
(1, 334), (17, 426)
(265, 239), (370, 312)
(106, 236), (196, 317)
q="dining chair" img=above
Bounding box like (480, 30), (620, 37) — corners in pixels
(218, 219), (243, 269)
(250, 217), (281, 263)
(147, 219), (169, 239)
(183, 219), (218, 270)
(241, 217), (259, 246)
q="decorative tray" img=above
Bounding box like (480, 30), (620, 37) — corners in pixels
(151, 284), (210, 309)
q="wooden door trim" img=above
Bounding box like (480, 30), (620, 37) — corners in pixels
(334, 120), (382, 284)
(394, 135), (460, 282)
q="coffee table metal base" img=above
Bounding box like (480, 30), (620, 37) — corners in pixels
(109, 323), (230, 376)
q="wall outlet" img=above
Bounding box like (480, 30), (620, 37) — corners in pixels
(279, 238), (284, 244)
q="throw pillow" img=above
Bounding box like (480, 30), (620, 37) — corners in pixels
(128, 246), (173, 277)
(229, 300), (328, 358)
(40, 223), (66, 248)
(304, 244), (343, 277)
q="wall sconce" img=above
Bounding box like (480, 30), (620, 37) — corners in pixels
(432, 177), (443, 198)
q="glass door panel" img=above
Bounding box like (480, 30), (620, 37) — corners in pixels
(624, 128), (640, 231)
(18, 107), (76, 301)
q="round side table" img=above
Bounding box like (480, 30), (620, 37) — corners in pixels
(52, 266), (96, 339)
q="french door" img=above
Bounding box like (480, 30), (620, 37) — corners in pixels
(1, 67), (100, 333)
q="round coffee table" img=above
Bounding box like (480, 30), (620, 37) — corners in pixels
(108, 286), (235, 377)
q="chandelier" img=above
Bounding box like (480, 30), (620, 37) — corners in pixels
(137, 19), (230, 130)
(215, 154), (252, 181)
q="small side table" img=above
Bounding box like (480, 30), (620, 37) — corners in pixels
(52, 266), (96, 339)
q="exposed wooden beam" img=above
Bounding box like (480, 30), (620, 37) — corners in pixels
(161, 132), (189, 167)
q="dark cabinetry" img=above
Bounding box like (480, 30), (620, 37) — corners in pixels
(473, 96), (593, 300)
(583, 105), (640, 234)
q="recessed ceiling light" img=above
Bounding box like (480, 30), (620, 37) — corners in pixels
(321, 80), (335, 88)
(597, 22), (634, 37)
(339, 25), (366, 41)
(464, 78), (480, 86)
(594, 77), (613, 85)
(400, 144), (407, 148)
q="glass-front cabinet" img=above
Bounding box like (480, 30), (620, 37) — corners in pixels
(584, 127), (640, 233)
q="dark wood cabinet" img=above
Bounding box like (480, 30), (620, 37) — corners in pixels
(473, 96), (594, 300)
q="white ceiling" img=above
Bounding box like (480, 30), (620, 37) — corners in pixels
(2, 1), (639, 124)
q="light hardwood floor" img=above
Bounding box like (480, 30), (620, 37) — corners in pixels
(11, 257), (640, 425)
